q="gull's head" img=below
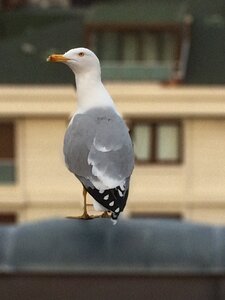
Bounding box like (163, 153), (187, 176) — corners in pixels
(47, 47), (101, 75)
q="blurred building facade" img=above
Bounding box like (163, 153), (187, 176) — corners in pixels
(0, 0), (225, 223)
(1, 85), (225, 224)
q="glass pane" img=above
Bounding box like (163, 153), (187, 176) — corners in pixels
(156, 124), (179, 161)
(142, 33), (157, 61)
(133, 125), (151, 161)
(162, 33), (176, 61)
(0, 122), (15, 183)
(123, 34), (138, 61)
(0, 160), (15, 183)
(100, 32), (119, 61)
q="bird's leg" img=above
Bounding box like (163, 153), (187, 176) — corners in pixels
(79, 187), (93, 220)
(67, 188), (93, 220)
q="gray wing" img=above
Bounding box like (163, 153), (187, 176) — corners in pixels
(63, 113), (95, 178)
(87, 109), (134, 188)
(64, 107), (134, 189)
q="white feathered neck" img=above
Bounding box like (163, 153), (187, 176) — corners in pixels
(74, 69), (115, 114)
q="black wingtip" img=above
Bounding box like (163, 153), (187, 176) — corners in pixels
(111, 212), (119, 225)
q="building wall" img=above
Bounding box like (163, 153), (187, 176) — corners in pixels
(0, 85), (225, 224)
(186, 119), (225, 223)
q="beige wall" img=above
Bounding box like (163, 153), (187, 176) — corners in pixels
(19, 118), (83, 221)
(125, 118), (225, 224)
(0, 85), (225, 224)
(186, 120), (225, 223)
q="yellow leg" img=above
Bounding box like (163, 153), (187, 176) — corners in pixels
(78, 187), (92, 219)
(67, 187), (113, 220)
(67, 187), (93, 220)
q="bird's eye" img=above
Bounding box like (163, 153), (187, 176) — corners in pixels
(78, 52), (84, 57)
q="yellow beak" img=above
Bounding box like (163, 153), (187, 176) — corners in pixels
(47, 54), (69, 62)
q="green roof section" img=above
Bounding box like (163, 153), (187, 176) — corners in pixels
(0, 0), (224, 84)
(85, 0), (188, 24)
(0, 9), (84, 84)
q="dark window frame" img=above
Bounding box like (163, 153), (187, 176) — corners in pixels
(129, 119), (183, 165)
(0, 213), (17, 224)
(0, 120), (16, 183)
(85, 23), (183, 62)
(84, 21), (192, 83)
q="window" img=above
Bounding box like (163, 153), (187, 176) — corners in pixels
(131, 120), (182, 164)
(0, 122), (15, 183)
(84, 21), (192, 82)
(86, 28), (179, 63)
(0, 213), (17, 224)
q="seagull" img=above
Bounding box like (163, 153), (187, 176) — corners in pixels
(47, 47), (134, 223)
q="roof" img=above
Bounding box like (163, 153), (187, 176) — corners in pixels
(0, 218), (225, 274)
(85, 0), (187, 24)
